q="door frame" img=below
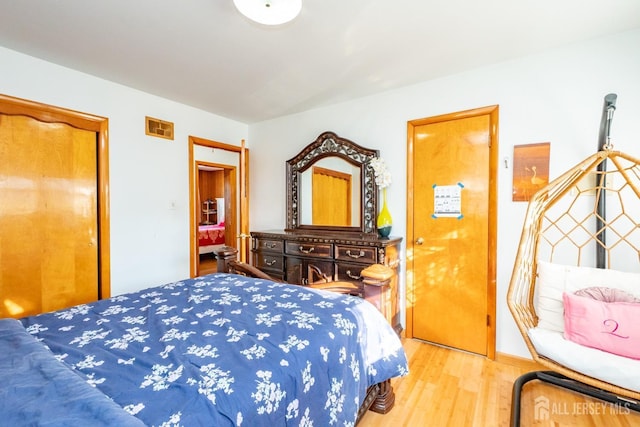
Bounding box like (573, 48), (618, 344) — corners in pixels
(406, 105), (498, 359)
(0, 93), (111, 298)
(189, 136), (249, 277)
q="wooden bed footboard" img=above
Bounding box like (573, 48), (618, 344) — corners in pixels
(214, 246), (274, 280)
(212, 246), (397, 421)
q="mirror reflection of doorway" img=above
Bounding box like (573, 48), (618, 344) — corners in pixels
(189, 136), (249, 278)
(311, 166), (352, 226)
(298, 155), (362, 228)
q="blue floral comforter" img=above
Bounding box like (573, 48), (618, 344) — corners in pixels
(0, 318), (145, 426)
(18, 273), (408, 426)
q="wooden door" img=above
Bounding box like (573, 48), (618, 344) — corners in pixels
(0, 114), (99, 317)
(407, 106), (498, 357)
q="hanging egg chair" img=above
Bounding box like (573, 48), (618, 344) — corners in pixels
(506, 97), (640, 425)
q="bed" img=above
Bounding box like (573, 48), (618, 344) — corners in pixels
(199, 222), (226, 254)
(2, 263), (408, 425)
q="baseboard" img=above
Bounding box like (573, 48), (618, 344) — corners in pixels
(495, 352), (545, 371)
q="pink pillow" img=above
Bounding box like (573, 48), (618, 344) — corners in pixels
(563, 292), (640, 359)
(575, 286), (640, 303)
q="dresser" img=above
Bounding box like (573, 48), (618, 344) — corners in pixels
(251, 230), (402, 332)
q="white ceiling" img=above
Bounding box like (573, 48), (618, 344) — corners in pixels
(1, 0), (639, 124)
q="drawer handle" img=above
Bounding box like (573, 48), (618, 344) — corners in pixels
(265, 259), (277, 266)
(265, 242), (277, 249)
(298, 246), (315, 254)
(346, 250), (365, 259)
(346, 270), (362, 280)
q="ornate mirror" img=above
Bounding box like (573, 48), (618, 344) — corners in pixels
(286, 131), (379, 235)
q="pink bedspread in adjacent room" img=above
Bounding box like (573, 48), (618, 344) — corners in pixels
(198, 224), (225, 246)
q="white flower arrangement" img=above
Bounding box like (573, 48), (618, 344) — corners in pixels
(369, 157), (392, 189)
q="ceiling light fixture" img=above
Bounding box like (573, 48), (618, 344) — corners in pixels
(233, 0), (302, 26)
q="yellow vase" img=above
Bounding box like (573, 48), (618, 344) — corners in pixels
(377, 188), (392, 238)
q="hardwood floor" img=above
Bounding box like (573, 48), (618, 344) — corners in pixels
(199, 255), (217, 275)
(360, 339), (640, 427)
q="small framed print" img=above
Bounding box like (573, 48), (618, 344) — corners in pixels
(512, 142), (550, 202)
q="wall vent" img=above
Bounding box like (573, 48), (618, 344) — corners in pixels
(145, 116), (174, 140)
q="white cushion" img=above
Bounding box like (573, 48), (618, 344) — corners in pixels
(528, 327), (640, 393)
(535, 261), (640, 333)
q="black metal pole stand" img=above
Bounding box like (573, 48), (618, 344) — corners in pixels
(595, 93), (616, 268)
(510, 370), (640, 427)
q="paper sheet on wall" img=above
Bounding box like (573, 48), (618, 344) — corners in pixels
(433, 184), (463, 218)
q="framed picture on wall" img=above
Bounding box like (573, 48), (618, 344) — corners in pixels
(512, 142), (551, 202)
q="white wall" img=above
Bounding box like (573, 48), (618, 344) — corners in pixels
(2, 29), (639, 359)
(247, 29), (640, 358)
(0, 46), (248, 296)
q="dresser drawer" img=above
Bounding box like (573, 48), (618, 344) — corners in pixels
(334, 245), (377, 263)
(255, 253), (284, 271)
(335, 263), (365, 297)
(336, 262), (366, 282)
(254, 238), (284, 253)
(285, 241), (333, 258)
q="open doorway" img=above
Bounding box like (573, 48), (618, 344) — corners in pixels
(189, 136), (249, 277)
(196, 164), (236, 275)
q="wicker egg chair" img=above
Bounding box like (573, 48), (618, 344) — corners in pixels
(507, 147), (640, 425)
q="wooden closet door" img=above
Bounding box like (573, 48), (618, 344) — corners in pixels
(0, 114), (98, 317)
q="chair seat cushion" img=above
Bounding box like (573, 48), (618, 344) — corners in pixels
(528, 326), (640, 393)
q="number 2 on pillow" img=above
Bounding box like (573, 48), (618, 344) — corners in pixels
(602, 319), (629, 339)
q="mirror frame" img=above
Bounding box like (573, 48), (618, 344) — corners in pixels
(286, 131), (379, 236)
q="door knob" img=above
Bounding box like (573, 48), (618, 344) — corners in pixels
(415, 237), (424, 245)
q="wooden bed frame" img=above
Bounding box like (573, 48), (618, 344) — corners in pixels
(213, 246), (397, 421)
